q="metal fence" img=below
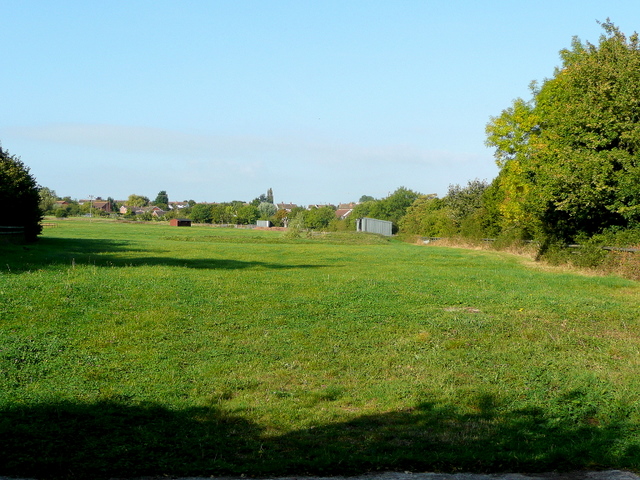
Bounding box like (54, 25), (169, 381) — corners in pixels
(356, 217), (393, 236)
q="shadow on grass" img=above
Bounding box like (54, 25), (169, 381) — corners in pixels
(2, 393), (639, 479)
(2, 237), (328, 273)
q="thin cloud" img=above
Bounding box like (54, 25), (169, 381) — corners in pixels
(6, 123), (480, 168)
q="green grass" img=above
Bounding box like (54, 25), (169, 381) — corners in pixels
(2, 217), (640, 478)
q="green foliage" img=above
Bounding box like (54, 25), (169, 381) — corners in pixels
(153, 190), (169, 210)
(400, 183), (495, 239)
(0, 146), (42, 241)
(251, 189), (273, 207)
(38, 186), (57, 214)
(399, 196), (455, 237)
(251, 193), (268, 206)
(127, 194), (150, 207)
(486, 21), (640, 243)
(54, 207), (68, 218)
(236, 204), (259, 225)
(106, 196), (118, 213)
(258, 202), (277, 219)
(270, 208), (289, 227)
(283, 211), (305, 238)
(352, 187), (420, 233)
(445, 179), (489, 227)
(189, 203), (213, 223)
(210, 204), (230, 224)
(303, 205), (336, 230)
(350, 200), (376, 221)
(372, 186), (421, 225)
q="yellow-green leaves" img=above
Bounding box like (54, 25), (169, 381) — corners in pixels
(486, 22), (640, 241)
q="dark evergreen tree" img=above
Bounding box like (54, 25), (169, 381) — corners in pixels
(153, 190), (169, 210)
(0, 146), (42, 241)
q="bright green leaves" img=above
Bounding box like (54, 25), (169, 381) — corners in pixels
(486, 22), (640, 241)
(485, 97), (540, 168)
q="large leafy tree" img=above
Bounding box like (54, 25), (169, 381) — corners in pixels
(304, 205), (336, 230)
(258, 201), (277, 219)
(38, 186), (58, 214)
(126, 194), (149, 207)
(445, 179), (488, 225)
(486, 21), (640, 241)
(189, 203), (213, 223)
(153, 190), (169, 210)
(399, 196), (454, 237)
(236, 204), (259, 225)
(0, 146), (42, 241)
(370, 187), (421, 223)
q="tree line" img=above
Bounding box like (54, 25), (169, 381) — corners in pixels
(402, 21), (640, 256)
(4, 22), (640, 256)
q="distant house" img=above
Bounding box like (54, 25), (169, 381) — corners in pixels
(307, 204), (336, 210)
(170, 218), (191, 227)
(120, 205), (163, 216)
(168, 201), (189, 210)
(335, 208), (353, 220)
(338, 202), (357, 209)
(92, 201), (111, 213)
(120, 205), (138, 215)
(277, 203), (298, 211)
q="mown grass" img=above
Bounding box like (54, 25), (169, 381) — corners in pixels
(1, 218), (640, 479)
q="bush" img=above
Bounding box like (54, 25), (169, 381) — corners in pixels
(284, 212), (305, 239)
(0, 146), (42, 241)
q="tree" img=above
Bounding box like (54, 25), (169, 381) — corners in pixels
(236, 204), (259, 225)
(106, 197), (118, 213)
(189, 203), (213, 223)
(251, 194), (268, 207)
(271, 208), (289, 227)
(266, 188), (274, 204)
(38, 187), (58, 214)
(304, 205), (336, 230)
(153, 190), (169, 210)
(0, 146), (42, 241)
(399, 196), (455, 237)
(258, 202), (277, 219)
(486, 21), (640, 242)
(445, 179), (489, 226)
(370, 187), (421, 227)
(127, 194), (149, 207)
(359, 195), (375, 203)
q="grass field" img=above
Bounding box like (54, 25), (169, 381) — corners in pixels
(2, 218), (640, 479)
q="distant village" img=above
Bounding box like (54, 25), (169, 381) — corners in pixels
(53, 197), (359, 221)
(44, 187), (434, 236)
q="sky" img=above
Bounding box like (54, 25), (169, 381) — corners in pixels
(2, 1), (639, 205)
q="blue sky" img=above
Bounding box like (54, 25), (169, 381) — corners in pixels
(1, 1), (639, 205)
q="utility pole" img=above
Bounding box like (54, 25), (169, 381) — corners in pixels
(89, 195), (94, 222)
